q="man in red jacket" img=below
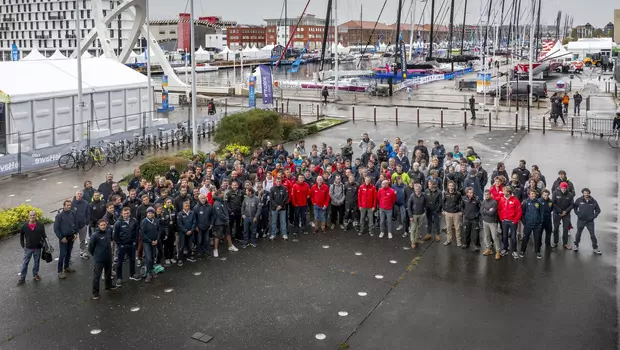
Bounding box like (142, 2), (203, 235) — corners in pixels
(291, 174), (311, 236)
(282, 170), (295, 226)
(377, 180), (397, 239)
(498, 186), (522, 259)
(358, 176), (377, 236)
(311, 176), (330, 234)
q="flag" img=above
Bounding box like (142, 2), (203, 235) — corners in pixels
(260, 65), (273, 105)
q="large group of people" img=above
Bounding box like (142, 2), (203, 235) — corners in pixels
(17, 133), (603, 299)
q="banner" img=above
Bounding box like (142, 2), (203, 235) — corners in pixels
(259, 65), (273, 105)
(248, 75), (256, 108)
(400, 43), (407, 79)
(161, 75), (169, 110)
(11, 43), (18, 61)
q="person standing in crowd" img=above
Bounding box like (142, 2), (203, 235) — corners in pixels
(141, 208), (160, 282)
(54, 199), (78, 279)
(193, 194), (213, 257)
(490, 162), (509, 185)
(413, 140), (429, 163)
(98, 173), (115, 201)
(341, 138), (354, 162)
(329, 175), (346, 230)
(551, 170), (575, 195)
(431, 141), (446, 168)
(377, 180), (396, 239)
(311, 176), (330, 234)
(270, 178), (289, 240)
(89, 219), (117, 299)
(392, 176), (407, 233)
(17, 211), (46, 286)
(512, 160), (530, 186)
(539, 189), (554, 252)
(226, 181), (244, 242)
(480, 190), (500, 259)
(553, 182), (574, 250)
(407, 183), (426, 249)
(358, 176), (377, 236)
(573, 91), (583, 116)
(443, 181), (462, 246)
(573, 188), (602, 255)
(127, 168), (142, 192)
(343, 175), (359, 230)
(424, 179), (442, 242)
(212, 189), (237, 257)
(161, 198), (176, 264)
(499, 186), (522, 259)
(113, 207), (140, 286)
(71, 190), (90, 260)
(521, 191), (543, 259)
(241, 188), (261, 248)
(176, 201), (196, 266)
(291, 174), (310, 236)
(358, 133), (376, 152)
(461, 187), (481, 251)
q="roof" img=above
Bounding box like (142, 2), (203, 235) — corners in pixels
(567, 38), (614, 51)
(0, 58), (149, 103)
(339, 20), (393, 31)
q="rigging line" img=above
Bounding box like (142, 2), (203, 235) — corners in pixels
(416, 0), (429, 28)
(274, 0), (312, 68)
(357, 0), (389, 66)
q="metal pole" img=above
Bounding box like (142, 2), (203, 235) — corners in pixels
(75, 1), (85, 131)
(190, 0), (198, 153)
(334, 0), (339, 98)
(395, 107), (399, 125)
(146, 0), (153, 127)
(352, 106), (355, 122)
(526, 0), (533, 132)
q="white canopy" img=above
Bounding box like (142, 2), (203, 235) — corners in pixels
(335, 43), (350, 54)
(194, 46), (211, 61)
(241, 46), (255, 58)
(134, 50), (160, 64)
(214, 46), (234, 60)
(49, 49), (67, 60)
(21, 48), (47, 61)
(81, 51), (93, 59)
(261, 45), (275, 52)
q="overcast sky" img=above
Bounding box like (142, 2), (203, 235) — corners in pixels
(148, 0), (617, 28)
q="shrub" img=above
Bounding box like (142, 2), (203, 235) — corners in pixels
(222, 144), (251, 157)
(139, 156), (187, 182)
(305, 124), (319, 135)
(281, 116), (302, 140)
(288, 128), (308, 141)
(0, 204), (52, 239)
(214, 109), (283, 148)
(176, 149), (208, 163)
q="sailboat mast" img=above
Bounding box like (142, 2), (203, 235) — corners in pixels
(460, 0), (468, 53)
(360, 5), (363, 47)
(409, 0), (416, 59)
(319, 0), (332, 72)
(516, 0), (522, 57)
(448, 0), (455, 71)
(482, 0), (493, 66)
(498, 0), (505, 49)
(394, 0), (403, 78)
(429, 0), (435, 59)
(284, 0), (288, 56)
(334, 0), (339, 97)
(534, 0), (541, 59)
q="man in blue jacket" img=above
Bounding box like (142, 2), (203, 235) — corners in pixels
(431, 141), (446, 167)
(54, 200), (78, 279)
(71, 191), (90, 260)
(193, 194), (213, 258)
(89, 219), (117, 300)
(539, 189), (554, 252)
(113, 207), (141, 286)
(521, 190), (543, 259)
(573, 188), (602, 255)
(176, 201), (196, 266)
(141, 208), (160, 281)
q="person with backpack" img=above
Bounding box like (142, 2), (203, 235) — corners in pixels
(17, 211), (47, 286)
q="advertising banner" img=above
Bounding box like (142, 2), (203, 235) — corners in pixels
(259, 65), (273, 105)
(161, 75), (169, 110)
(11, 43), (18, 61)
(248, 76), (256, 108)
(400, 43), (407, 79)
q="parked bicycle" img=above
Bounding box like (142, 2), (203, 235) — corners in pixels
(58, 146), (95, 171)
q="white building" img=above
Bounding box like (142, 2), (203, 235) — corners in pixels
(0, 0), (139, 60)
(567, 38), (614, 60)
(205, 30), (226, 50)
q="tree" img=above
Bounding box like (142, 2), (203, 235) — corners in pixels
(593, 28), (604, 38)
(570, 28), (577, 39)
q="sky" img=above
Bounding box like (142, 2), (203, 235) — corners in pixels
(148, 0), (617, 28)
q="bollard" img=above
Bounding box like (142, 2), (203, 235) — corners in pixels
(537, 99), (540, 109)
(571, 117), (574, 136)
(316, 104), (320, 121)
(225, 98), (228, 116)
(286, 99), (290, 113)
(543, 116), (546, 134)
(298, 103), (302, 119)
(202, 122), (206, 138)
(352, 106), (355, 122)
(171, 131), (175, 146)
(395, 107), (399, 126)
(416, 108), (420, 127)
(514, 112), (518, 133)
(440, 110), (444, 128)
(373, 107), (377, 125)
(281, 102), (284, 115)
(488, 113), (492, 132)
(463, 111), (467, 130)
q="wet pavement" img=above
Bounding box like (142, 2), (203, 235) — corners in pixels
(0, 120), (617, 349)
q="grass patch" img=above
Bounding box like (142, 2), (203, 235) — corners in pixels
(305, 118), (346, 131)
(339, 342), (350, 349)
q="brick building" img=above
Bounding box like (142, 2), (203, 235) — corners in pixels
(226, 26), (267, 49)
(263, 14), (332, 50)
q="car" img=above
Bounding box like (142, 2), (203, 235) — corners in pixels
(489, 80), (548, 102)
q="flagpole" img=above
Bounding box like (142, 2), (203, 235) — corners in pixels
(146, 0), (153, 127)
(75, 1), (85, 143)
(190, 0), (198, 153)
(334, 0), (339, 99)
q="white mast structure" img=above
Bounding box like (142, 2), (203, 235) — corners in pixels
(334, 0), (339, 100)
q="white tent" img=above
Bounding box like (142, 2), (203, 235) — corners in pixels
(81, 51), (93, 59)
(214, 46), (233, 60)
(336, 43), (350, 54)
(49, 49), (67, 60)
(250, 45), (265, 59)
(134, 50), (160, 65)
(195, 46), (211, 62)
(0, 58), (151, 150)
(21, 48), (47, 61)
(241, 46), (255, 59)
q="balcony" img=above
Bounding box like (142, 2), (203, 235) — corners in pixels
(35, 35), (51, 39)
(2, 17), (15, 22)
(48, 15), (66, 20)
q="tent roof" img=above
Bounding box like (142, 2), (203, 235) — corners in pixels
(242, 46), (252, 52)
(220, 46), (230, 53)
(0, 58), (149, 103)
(49, 49), (67, 60)
(261, 45), (275, 51)
(250, 46), (260, 51)
(82, 51), (93, 59)
(541, 40), (572, 60)
(196, 46), (207, 53)
(22, 48), (46, 61)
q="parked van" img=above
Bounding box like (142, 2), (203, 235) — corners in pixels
(490, 80), (548, 102)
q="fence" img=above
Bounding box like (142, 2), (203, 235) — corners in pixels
(0, 114), (220, 178)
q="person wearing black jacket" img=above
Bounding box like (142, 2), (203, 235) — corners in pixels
(344, 175), (359, 230)
(54, 200), (78, 279)
(539, 189), (554, 252)
(193, 194), (213, 258)
(161, 199), (177, 264)
(413, 140), (429, 163)
(269, 178), (289, 240)
(341, 138), (354, 162)
(480, 190), (500, 259)
(123, 189), (142, 218)
(113, 207), (140, 286)
(17, 211), (47, 286)
(424, 180), (442, 242)
(552, 182), (574, 249)
(135, 194), (152, 267)
(72, 191), (90, 260)
(173, 188), (191, 214)
(257, 183), (271, 238)
(520, 190), (543, 259)
(443, 181), (463, 246)
(573, 188), (602, 254)
(511, 160), (530, 186)
(212, 190), (238, 258)
(550, 170), (576, 196)
(127, 168), (142, 192)
(226, 182), (244, 240)
(141, 208), (160, 282)
(461, 187), (481, 251)
(98, 173), (114, 202)
(176, 201), (196, 266)
(89, 219), (118, 299)
(407, 184), (426, 248)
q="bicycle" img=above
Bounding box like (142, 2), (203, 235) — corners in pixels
(90, 145), (107, 168)
(608, 129), (620, 148)
(58, 146), (80, 170)
(75, 148), (95, 171)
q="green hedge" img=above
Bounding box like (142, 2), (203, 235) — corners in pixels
(214, 109), (283, 148)
(176, 150), (208, 163)
(0, 204), (52, 239)
(139, 156), (187, 182)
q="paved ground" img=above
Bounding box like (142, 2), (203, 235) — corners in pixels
(0, 121), (617, 349)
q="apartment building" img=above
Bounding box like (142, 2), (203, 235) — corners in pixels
(263, 14), (332, 49)
(0, 0), (137, 60)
